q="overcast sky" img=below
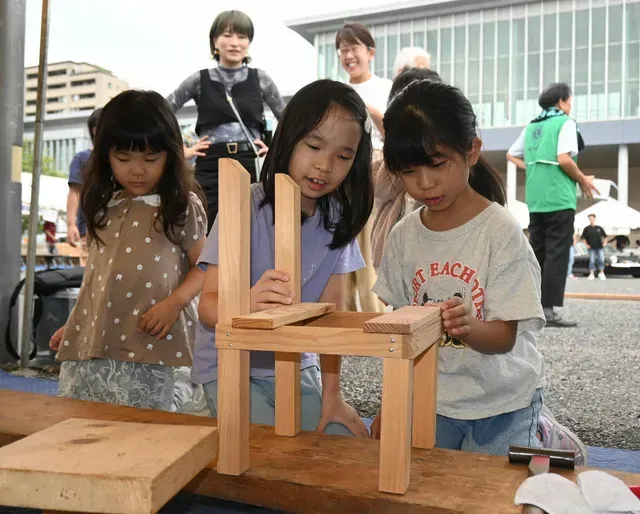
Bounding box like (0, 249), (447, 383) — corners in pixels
(23, 0), (391, 97)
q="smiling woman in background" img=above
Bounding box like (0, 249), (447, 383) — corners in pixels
(167, 10), (285, 230)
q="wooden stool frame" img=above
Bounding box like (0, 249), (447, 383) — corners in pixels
(214, 159), (444, 494)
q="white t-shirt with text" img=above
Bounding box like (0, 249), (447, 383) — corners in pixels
(373, 204), (546, 420)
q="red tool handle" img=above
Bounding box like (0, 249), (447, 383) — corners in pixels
(630, 485), (640, 499)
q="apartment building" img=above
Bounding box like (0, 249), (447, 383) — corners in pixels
(24, 61), (128, 116)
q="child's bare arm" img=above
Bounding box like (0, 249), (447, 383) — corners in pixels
(316, 273), (369, 438)
(198, 264), (220, 328)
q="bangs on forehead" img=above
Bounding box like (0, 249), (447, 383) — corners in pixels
(215, 11), (253, 38)
(107, 109), (172, 154)
(384, 106), (450, 172)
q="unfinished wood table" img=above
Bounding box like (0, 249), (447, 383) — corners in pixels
(1, 392), (639, 514)
(214, 159), (444, 494)
(0, 417), (217, 514)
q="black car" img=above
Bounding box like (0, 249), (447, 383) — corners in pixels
(572, 242), (640, 277)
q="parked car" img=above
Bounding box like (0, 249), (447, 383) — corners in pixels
(572, 242), (640, 277)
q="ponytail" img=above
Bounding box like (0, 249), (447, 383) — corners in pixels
(469, 155), (506, 206)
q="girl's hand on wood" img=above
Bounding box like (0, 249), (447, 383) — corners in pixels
(140, 297), (181, 340)
(441, 296), (473, 338)
(250, 270), (294, 312)
(316, 393), (370, 438)
(49, 326), (65, 350)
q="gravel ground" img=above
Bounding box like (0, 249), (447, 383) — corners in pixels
(342, 278), (640, 451)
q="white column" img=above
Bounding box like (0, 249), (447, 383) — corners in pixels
(618, 144), (629, 206)
(507, 160), (517, 205)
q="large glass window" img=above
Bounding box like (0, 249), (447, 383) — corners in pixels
(400, 21), (412, 49)
(543, 12), (557, 85)
(454, 24), (467, 90)
(574, 9), (589, 120)
(608, 4), (624, 118)
(427, 26), (438, 71)
(483, 20), (496, 126)
(387, 24), (399, 79)
(626, 2), (640, 117)
(414, 20), (425, 50)
(512, 17), (526, 124)
(495, 19), (510, 126)
(589, 6), (606, 120)
(374, 26), (386, 79)
(526, 15), (541, 120)
(557, 10), (573, 85)
(468, 22), (481, 120)
(440, 24), (453, 83)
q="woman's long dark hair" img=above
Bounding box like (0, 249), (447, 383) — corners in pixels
(383, 80), (506, 205)
(81, 90), (205, 246)
(260, 79), (373, 250)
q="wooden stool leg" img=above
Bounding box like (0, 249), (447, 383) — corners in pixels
(379, 358), (414, 494)
(217, 348), (250, 475)
(274, 174), (302, 437)
(412, 344), (438, 449)
(275, 353), (301, 436)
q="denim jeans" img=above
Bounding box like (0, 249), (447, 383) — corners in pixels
(588, 248), (605, 272)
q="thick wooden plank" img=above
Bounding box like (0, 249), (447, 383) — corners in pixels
(304, 311), (380, 328)
(275, 173), (302, 437)
(2, 392), (640, 514)
(412, 344), (438, 449)
(402, 317), (445, 359)
(379, 359), (414, 494)
(217, 325), (404, 358)
(564, 292), (640, 301)
(233, 302), (336, 329)
(0, 418), (217, 514)
(217, 158), (251, 475)
(364, 306), (442, 334)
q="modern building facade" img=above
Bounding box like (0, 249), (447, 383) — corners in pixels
(24, 61), (128, 117)
(287, 0), (640, 212)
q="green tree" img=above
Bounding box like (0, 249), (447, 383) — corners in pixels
(22, 139), (67, 178)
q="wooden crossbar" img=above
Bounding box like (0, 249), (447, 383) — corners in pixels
(232, 303), (336, 329)
(364, 306), (442, 334)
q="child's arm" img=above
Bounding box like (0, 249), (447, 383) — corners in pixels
(441, 297), (517, 354)
(198, 265), (295, 328)
(315, 273), (370, 438)
(139, 238), (206, 340)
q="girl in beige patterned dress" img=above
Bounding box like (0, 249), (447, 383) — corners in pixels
(49, 90), (208, 410)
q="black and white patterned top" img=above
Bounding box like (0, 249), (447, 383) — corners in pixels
(166, 66), (286, 143)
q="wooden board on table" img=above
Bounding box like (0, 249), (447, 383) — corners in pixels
(2, 392), (640, 514)
(564, 292), (640, 301)
(232, 302), (336, 329)
(0, 417), (217, 514)
(364, 305), (442, 334)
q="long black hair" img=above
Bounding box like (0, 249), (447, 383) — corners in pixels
(260, 79), (373, 250)
(383, 80), (505, 205)
(81, 90), (205, 246)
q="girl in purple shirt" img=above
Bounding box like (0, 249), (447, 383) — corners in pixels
(195, 80), (374, 436)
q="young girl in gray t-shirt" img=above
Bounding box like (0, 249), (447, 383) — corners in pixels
(370, 79), (547, 456)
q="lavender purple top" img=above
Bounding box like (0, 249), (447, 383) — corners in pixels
(192, 183), (365, 383)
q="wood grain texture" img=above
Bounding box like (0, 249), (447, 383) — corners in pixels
(564, 292), (640, 301)
(232, 303), (336, 329)
(2, 392), (639, 514)
(402, 316), (445, 359)
(364, 306), (442, 334)
(303, 311), (380, 328)
(217, 325), (403, 358)
(0, 418), (217, 514)
(412, 344), (438, 449)
(275, 173), (302, 437)
(379, 359), (414, 494)
(217, 158), (251, 475)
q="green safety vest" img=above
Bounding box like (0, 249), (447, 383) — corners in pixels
(524, 111), (578, 213)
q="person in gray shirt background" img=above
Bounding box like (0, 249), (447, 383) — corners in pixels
(167, 10), (285, 231)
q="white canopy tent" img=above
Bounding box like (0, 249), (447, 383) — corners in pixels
(575, 198), (640, 236)
(507, 200), (530, 230)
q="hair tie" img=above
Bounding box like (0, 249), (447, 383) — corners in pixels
(364, 113), (373, 135)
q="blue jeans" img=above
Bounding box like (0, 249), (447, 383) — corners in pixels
(588, 248), (605, 272)
(436, 389), (543, 456)
(202, 365), (352, 436)
(568, 245), (575, 276)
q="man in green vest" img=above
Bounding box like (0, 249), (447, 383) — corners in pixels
(507, 83), (598, 328)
